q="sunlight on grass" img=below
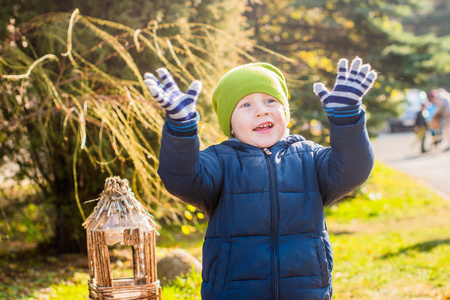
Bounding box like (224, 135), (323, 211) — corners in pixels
(27, 273), (89, 300)
(325, 161), (447, 222)
(325, 161), (450, 299)
(331, 227), (450, 299)
(161, 270), (202, 300)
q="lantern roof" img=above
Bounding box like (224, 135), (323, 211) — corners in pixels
(83, 176), (158, 238)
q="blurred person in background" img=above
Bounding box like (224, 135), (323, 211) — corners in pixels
(414, 103), (428, 153)
(427, 88), (450, 151)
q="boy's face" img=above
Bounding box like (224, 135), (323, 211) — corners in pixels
(231, 92), (287, 149)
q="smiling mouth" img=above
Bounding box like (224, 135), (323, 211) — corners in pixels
(254, 122), (273, 131)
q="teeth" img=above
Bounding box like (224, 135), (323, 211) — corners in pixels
(257, 123), (272, 128)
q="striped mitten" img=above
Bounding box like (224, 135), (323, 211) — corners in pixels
(144, 68), (202, 121)
(313, 57), (377, 120)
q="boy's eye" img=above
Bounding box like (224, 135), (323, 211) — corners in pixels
(266, 99), (276, 104)
(242, 103), (251, 108)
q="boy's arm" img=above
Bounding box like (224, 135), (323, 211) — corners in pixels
(158, 119), (223, 215)
(312, 57), (377, 206)
(144, 69), (223, 214)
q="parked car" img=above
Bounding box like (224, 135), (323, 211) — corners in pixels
(388, 89), (435, 133)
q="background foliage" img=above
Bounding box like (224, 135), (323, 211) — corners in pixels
(1, 1), (252, 252)
(1, 0), (449, 253)
(245, 0), (450, 140)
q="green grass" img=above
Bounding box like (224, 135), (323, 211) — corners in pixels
(330, 225), (450, 299)
(161, 270), (202, 300)
(325, 162), (446, 222)
(33, 273), (90, 300)
(1, 161), (450, 299)
(325, 162), (450, 299)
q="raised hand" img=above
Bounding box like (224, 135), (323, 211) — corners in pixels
(313, 57), (377, 108)
(144, 68), (202, 121)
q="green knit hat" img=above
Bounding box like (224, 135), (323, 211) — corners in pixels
(212, 62), (290, 137)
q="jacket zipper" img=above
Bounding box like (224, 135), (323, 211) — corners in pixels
(263, 147), (280, 300)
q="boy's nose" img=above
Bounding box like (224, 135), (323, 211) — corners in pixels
(255, 107), (270, 118)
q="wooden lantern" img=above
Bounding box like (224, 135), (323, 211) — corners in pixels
(83, 176), (161, 299)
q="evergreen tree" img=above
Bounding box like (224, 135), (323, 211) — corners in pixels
(245, 0), (450, 138)
(401, 0), (450, 89)
(403, 0), (450, 37)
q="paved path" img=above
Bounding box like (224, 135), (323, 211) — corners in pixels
(371, 132), (450, 200)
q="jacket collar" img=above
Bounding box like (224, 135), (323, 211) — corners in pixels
(223, 134), (305, 153)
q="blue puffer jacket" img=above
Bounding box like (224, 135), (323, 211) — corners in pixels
(158, 112), (374, 300)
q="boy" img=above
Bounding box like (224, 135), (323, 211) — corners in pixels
(144, 57), (376, 299)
